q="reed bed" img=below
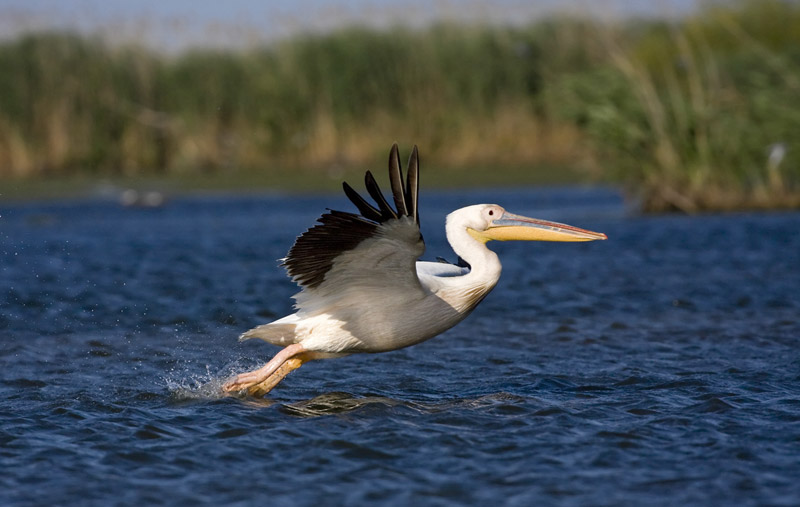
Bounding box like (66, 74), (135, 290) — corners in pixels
(0, 0), (798, 211)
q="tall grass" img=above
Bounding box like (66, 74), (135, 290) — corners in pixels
(0, 0), (798, 211)
(0, 26), (574, 179)
(545, 0), (800, 211)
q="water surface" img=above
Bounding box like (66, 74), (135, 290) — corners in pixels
(2, 188), (799, 505)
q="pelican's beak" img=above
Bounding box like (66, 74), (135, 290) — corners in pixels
(472, 211), (607, 242)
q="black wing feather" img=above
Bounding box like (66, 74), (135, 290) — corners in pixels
(283, 144), (422, 290)
(388, 143), (408, 216)
(364, 171), (398, 220)
(283, 211), (378, 289)
(406, 145), (419, 225)
(342, 181), (383, 223)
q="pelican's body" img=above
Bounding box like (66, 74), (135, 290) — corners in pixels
(223, 144), (606, 396)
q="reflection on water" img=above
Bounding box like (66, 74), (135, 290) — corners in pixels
(168, 380), (533, 417)
(1, 189), (800, 506)
(280, 391), (528, 417)
(281, 392), (404, 416)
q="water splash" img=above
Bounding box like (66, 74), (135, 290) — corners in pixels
(164, 362), (243, 402)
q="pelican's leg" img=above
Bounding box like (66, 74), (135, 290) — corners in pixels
(223, 343), (306, 394)
(246, 356), (306, 397)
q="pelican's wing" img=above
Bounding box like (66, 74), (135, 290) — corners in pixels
(282, 144), (425, 314)
(416, 260), (469, 278)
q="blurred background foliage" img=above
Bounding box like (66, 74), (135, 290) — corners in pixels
(0, 0), (798, 211)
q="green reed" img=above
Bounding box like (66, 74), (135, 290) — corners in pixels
(545, 0), (800, 211)
(1, 0), (798, 211)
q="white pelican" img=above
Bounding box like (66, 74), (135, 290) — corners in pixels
(223, 144), (606, 396)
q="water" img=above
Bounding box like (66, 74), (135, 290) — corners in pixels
(2, 187), (799, 506)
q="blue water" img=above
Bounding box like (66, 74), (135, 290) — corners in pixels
(2, 187), (799, 506)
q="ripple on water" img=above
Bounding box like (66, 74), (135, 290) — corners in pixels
(2, 193), (800, 506)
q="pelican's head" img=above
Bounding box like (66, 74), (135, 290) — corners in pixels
(455, 204), (607, 243)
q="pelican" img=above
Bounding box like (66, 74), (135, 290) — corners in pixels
(223, 144), (606, 396)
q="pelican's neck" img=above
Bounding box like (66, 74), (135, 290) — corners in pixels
(438, 213), (502, 313)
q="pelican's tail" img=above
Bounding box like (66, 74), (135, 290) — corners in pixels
(239, 323), (298, 346)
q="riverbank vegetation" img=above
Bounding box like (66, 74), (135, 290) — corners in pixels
(0, 0), (798, 211)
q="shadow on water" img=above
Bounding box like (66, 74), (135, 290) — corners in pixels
(168, 376), (529, 418)
(265, 391), (526, 418)
(279, 392), (404, 416)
